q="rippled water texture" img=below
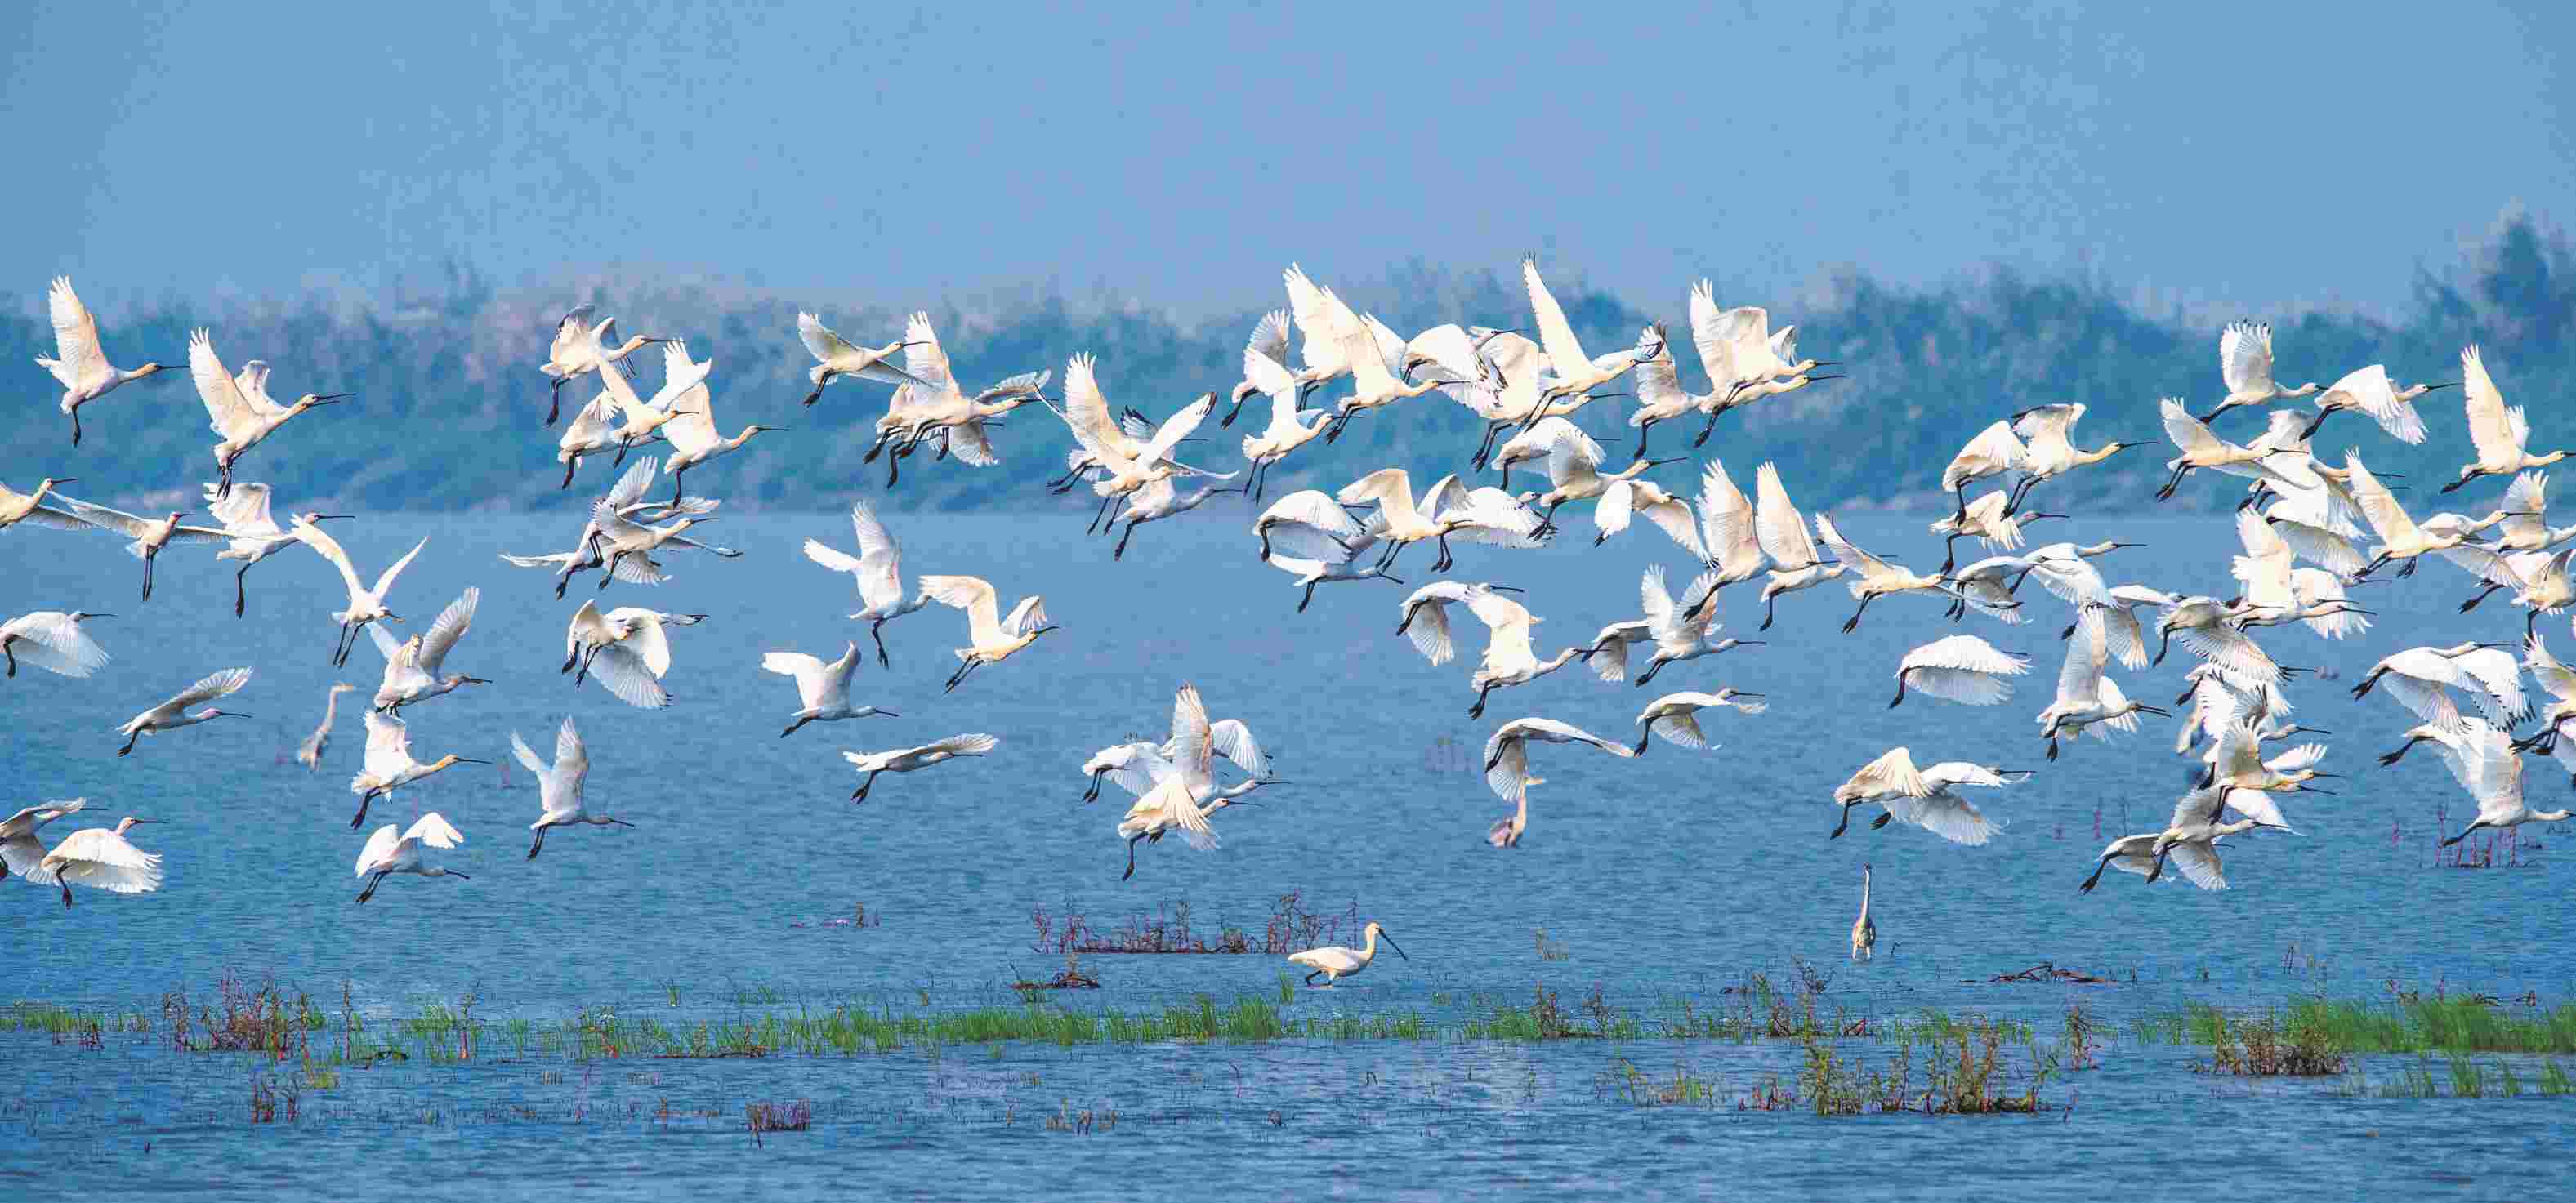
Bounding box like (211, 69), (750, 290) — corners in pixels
(4, 509), (2572, 1199)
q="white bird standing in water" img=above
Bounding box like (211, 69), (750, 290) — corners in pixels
(1850, 865), (1876, 961)
(1288, 920), (1408, 987)
(514, 715), (630, 859)
(803, 500), (932, 666)
(38, 277), (181, 446)
(842, 733), (998, 804)
(354, 813), (467, 904)
(764, 643), (895, 737)
(1, 609), (111, 679)
(296, 683), (356, 769)
(116, 667), (252, 756)
(1, 798), (85, 882)
(1630, 688), (1766, 754)
(917, 574), (1057, 693)
(30, 816), (161, 908)
(347, 709), (492, 830)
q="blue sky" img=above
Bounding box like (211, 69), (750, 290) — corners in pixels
(6, 1), (2569, 316)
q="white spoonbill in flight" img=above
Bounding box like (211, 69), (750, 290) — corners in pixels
(538, 305), (663, 425)
(2200, 321), (2319, 423)
(348, 710), (492, 830)
(918, 574), (1058, 693)
(1, 798), (84, 882)
(1890, 635), (2029, 707)
(0, 476), (87, 532)
(1, 609), (110, 679)
(38, 277), (181, 446)
(295, 519), (426, 666)
(1458, 588), (1587, 718)
(765, 643), (895, 737)
(30, 816), (161, 908)
(354, 813), (467, 904)
(2301, 363), (2442, 444)
(2038, 614), (2167, 760)
(563, 601), (703, 708)
(795, 310), (933, 408)
(803, 500), (931, 666)
(655, 341), (788, 504)
(116, 667), (252, 756)
(1109, 684), (1278, 878)
(1884, 764), (2030, 846)
(1480, 718), (1636, 846)
(366, 588), (489, 712)
(296, 683), (356, 770)
(1830, 747), (1931, 839)
(514, 715), (631, 858)
(1288, 921), (1407, 987)
(1516, 256), (1662, 422)
(2005, 403), (2145, 510)
(2443, 345), (2570, 494)
(2428, 721), (2574, 846)
(1631, 688), (1766, 754)
(202, 483), (340, 617)
(1395, 581), (1525, 667)
(1635, 564), (1761, 687)
(843, 733), (998, 804)
(49, 497), (230, 602)
(188, 327), (350, 497)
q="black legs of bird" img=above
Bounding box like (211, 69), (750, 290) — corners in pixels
(868, 621), (892, 668)
(1842, 595), (1877, 634)
(234, 566), (252, 617)
(546, 378), (566, 427)
(1468, 683), (1495, 720)
(781, 715), (815, 738)
(350, 791), (378, 831)
(850, 771), (882, 804)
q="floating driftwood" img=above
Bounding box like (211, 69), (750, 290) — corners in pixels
(1968, 962), (2113, 986)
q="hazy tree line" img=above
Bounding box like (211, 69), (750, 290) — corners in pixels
(7, 212), (2569, 515)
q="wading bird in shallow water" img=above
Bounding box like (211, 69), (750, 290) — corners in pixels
(514, 715), (631, 859)
(764, 643), (895, 737)
(347, 710), (491, 830)
(115, 668), (252, 756)
(842, 733), (998, 804)
(1850, 865), (1875, 961)
(38, 277), (181, 446)
(1, 799), (85, 882)
(354, 813), (466, 904)
(1288, 920), (1407, 987)
(31, 816), (160, 908)
(1, 610), (110, 679)
(295, 683), (355, 769)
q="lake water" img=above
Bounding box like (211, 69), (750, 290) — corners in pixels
(4, 504), (2571, 1200)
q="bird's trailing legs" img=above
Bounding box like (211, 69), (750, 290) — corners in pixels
(868, 621), (892, 668)
(850, 771), (882, 804)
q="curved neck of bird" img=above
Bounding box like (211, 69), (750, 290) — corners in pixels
(1359, 927), (1380, 959)
(2537, 809), (2575, 822)
(1540, 646), (1587, 674)
(2074, 443), (2123, 467)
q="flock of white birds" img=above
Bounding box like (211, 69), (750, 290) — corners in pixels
(7, 261), (2576, 981)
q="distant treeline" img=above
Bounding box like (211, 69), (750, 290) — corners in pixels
(10, 212), (2571, 515)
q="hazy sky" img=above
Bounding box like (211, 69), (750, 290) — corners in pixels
(7, 1), (2570, 317)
